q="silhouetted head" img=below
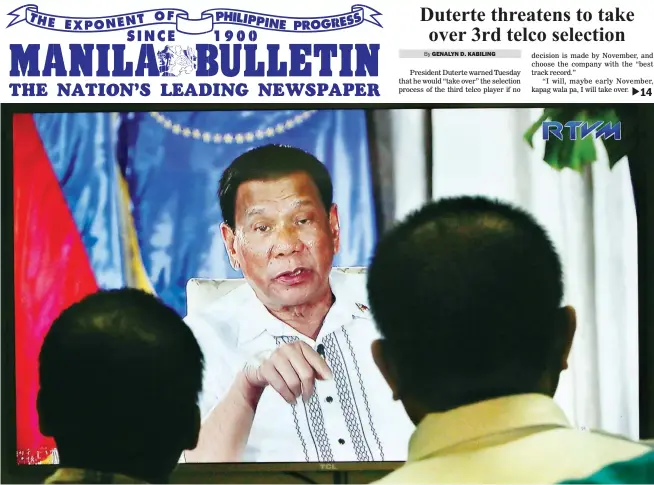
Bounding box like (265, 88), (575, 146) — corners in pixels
(367, 196), (576, 423)
(218, 144), (340, 311)
(38, 289), (204, 483)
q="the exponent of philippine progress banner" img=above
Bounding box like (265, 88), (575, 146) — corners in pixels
(2, 0), (653, 103)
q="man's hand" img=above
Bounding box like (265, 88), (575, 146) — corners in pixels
(187, 342), (332, 462)
(242, 341), (333, 404)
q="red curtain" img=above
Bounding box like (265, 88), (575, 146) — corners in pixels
(13, 114), (99, 464)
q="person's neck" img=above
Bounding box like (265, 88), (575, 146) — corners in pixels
(266, 286), (334, 340)
(58, 450), (168, 484)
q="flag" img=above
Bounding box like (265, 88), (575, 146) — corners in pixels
(13, 114), (101, 464)
(14, 112), (151, 464)
(32, 113), (125, 289)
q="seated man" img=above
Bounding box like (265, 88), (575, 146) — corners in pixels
(366, 196), (650, 483)
(38, 289), (204, 484)
(184, 144), (413, 462)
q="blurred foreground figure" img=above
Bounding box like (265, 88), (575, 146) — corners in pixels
(38, 289), (204, 484)
(367, 196), (650, 484)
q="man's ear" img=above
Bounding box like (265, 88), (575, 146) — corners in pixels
(329, 204), (341, 255)
(36, 390), (53, 437)
(560, 306), (577, 370)
(220, 222), (240, 270)
(184, 405), (201, 451)
(371, 340), (400, 401)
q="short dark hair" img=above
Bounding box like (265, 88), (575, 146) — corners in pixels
(218, 144), (333, 228)
(38, 289), (204, 450)
(367, 196), (565, 405)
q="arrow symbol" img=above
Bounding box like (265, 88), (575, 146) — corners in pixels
(632, 87), (639, 95)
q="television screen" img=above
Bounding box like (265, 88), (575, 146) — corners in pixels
(11, 107), (639, 466)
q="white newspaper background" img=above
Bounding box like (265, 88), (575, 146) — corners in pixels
(1, 0), (652, 103)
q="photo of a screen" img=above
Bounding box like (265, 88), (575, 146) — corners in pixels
(12, 108), (639, 466)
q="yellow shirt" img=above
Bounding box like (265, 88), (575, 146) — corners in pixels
(44, 468), (146, 484)
(377, 394), (649, 484)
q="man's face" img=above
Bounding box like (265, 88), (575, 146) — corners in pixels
(221, 172), (340, 309)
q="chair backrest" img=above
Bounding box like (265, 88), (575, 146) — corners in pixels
(185, 267), (366, 314)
